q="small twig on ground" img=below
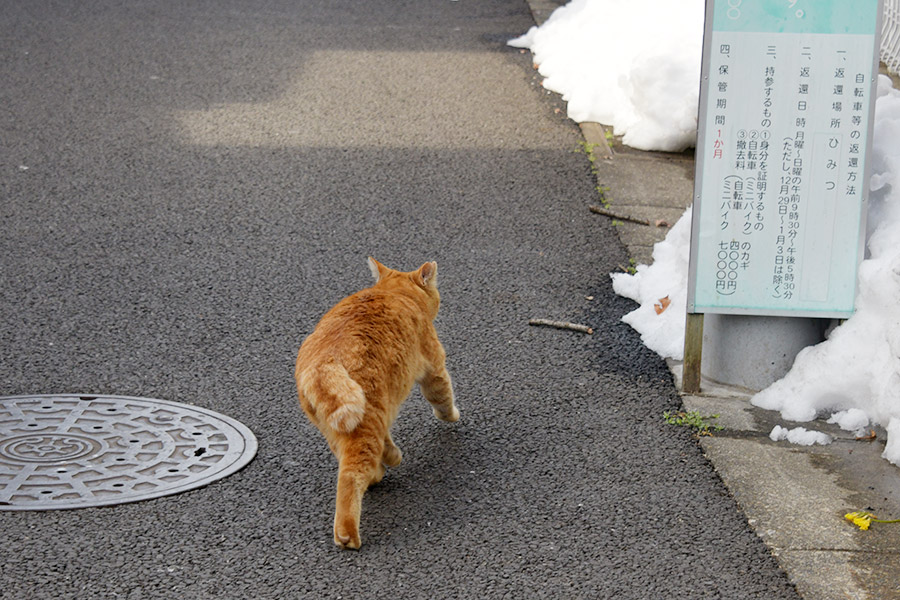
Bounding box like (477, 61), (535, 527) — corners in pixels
(528, 318), (593, 334)
(589, 205), (650, 225)
(589, 205), (669, 227)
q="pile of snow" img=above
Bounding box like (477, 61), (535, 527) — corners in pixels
(769, 426), (833, 447)
(751, 77), (900, 465)
(509, 0), (704, 152)
(827, 409), (871, 437)
(610, 207), (691, 360)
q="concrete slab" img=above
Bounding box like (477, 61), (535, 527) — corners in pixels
(577, 121), (695, 266)
(776, 551), (871, 600)
(696, 425), (900, 600)
(699, 437), (860, 552)
(613, 220), (671, 249)
(671, 362), (900, 599)
(681, 392), (759, 432)
(593, 151), (695, 209)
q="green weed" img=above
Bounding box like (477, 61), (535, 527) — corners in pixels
(663, 410), (724, 436)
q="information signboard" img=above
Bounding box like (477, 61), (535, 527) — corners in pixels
(687, 0), (882, 317)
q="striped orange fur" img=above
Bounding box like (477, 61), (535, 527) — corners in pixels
(295, 257), (459, 549)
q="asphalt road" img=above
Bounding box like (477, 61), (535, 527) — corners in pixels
(1, 1), (801, 598)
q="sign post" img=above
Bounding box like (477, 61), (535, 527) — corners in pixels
(684, 0), (882, 392)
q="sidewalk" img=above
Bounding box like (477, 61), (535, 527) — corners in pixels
(524, 2), (900, 599)
(589, 86), (900, 600)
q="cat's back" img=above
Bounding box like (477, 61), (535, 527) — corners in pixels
(300, 285), (427, 363)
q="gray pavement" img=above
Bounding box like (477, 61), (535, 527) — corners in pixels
(0, 1), (827, 598)
(536, 1), (900, 595)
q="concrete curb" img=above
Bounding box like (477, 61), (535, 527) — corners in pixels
(521, 1), (900, 598)
(673, 364), (900, 600)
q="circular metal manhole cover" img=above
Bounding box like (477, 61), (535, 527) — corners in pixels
(0, 394), (258, 510)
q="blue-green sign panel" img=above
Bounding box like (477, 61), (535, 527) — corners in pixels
(688, 0), (881, 317)
(713, 0), (880, 35)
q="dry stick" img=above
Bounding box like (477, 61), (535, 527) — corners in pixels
(528, 319), (593, 335)
(589, 205), (651, 226)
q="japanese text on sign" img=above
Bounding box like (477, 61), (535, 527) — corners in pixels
(688, 0), (880, 317)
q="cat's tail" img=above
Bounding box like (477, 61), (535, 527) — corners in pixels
(297, 361), (367, 433)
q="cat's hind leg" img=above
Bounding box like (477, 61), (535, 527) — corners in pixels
(333, 434), (383, 550)
(421, 366), (459, 422)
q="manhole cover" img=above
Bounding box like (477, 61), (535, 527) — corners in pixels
(0, 394), (257, 510)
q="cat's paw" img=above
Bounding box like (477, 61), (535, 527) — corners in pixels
(433, 405), (460, 422)
(334, 524), (362, 550)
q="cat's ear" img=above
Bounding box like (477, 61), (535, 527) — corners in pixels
(367, 256), (388, 282)
(416, 261), (438, 287)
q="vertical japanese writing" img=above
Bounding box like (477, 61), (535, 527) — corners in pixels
(799, 47), (867, 302)
(712, 43), (731, 163)
(849, 69), (866, 196)
(711, 41), (752, 296)
(715, 239), (752, 295)
(768, 42), (801, 301)
(751, 51), (774, 237)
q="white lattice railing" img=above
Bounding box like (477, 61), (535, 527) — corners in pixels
(883, 0), (900, 74)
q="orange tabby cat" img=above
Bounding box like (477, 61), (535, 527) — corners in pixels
(295, 257), (459, 549)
